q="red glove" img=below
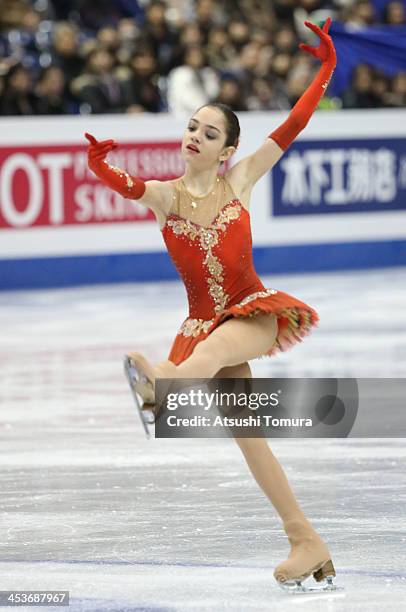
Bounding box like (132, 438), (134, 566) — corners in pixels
(269, 18), (337, 151)
(85, 133), (146, 199)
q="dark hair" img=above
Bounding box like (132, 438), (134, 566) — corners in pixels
(198, 102), (240, 149)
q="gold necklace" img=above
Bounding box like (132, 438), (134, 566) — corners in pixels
(181, 175), (221, 209)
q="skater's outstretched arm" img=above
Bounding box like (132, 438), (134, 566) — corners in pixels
(85, 132), (168, 214)
(227, 18), (337, 189)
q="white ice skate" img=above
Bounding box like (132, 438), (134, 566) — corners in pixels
(274, 519), (344, 595)
(275, 558), (344, 594)
(123, 355), (156, 439)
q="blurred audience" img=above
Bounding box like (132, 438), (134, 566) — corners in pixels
(341, 64), (379, 108)
(167, 44), (219, 115)
(0, 0), (405, 116)
(121, 49), (165, 113)
(383, 0), (405, 24)
(70, 47), (128, 114)
(51, 22), (84, 82)
(0, 63), (39, 114)
(214, 75), (248, 111)
(36, 65), (69, 114)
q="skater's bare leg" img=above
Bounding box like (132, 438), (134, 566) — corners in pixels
(215, 362), (312, 522)
(128, 314), (277, 399)
(173, 313), (278, 379)
(215, 362), (334, 585)
(133, 314), (276, 407)
(235, 438), (311, 524)
(154, 359), (176, 372)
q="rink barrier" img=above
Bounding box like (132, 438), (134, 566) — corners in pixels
(1, 110), (406, 289)
(2, 238), (406, 290)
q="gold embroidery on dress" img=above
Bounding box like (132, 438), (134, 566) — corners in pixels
(205, 254), (223, 278)
(177, 287), (279, 337)
(166, 218), (200, 241)
(216, 204), (241, 228)
(179, 318), (214, 337)
(166, 201), (242, 314)
(236, 288), (278, 307)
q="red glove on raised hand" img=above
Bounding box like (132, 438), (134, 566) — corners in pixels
(299, 17), (336, 64)
(269, 18), (337, 151)
(85, 132), (146, 200)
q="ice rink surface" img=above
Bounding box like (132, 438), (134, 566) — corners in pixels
(1, 267), (406, 611)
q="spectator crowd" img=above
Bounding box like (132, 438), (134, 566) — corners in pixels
(0, 0), (405, 117)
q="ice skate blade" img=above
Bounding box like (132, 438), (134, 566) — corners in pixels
(140, 405), (156, 424)
(123, 355), (154, 438)
(127, 352), (156, 402)
(277, 575), (344, 594)
(134, 380), (155, 404)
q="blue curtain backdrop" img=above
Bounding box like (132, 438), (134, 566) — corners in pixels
(329, 22), (406, 96)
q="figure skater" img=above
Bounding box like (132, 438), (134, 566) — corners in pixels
(85, 19), (338, 593)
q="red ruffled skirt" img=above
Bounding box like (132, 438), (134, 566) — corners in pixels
(167, 288), (319, 365)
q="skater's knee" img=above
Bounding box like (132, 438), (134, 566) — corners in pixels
(212, 334), (237, 364)
(193, 332), (233, 364)
(190, 340), (223, 374)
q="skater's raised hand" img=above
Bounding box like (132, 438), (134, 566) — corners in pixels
(299, 18), (336, 67)
(268, 17), (337, 152)
(85, 132), (118, 166)
(84, 132), (146, 200)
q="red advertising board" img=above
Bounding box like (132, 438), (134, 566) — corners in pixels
(0, 141), (183, 229)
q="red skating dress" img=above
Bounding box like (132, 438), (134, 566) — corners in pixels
(161, 175), (319, 366)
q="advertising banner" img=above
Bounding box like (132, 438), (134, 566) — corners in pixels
(0, 142), (182, 230)
(272, 137), (406, 217)
(1, 111), (406, 288)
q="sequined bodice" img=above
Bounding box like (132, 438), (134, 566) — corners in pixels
(161, 190), (266, 321)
